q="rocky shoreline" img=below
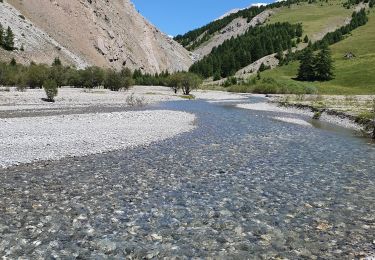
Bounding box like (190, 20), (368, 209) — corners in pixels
(236, 100), (375, 141)
(273, 99), (375, 138)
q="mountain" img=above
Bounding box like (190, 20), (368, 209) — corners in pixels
(0, 0), (193, 73)
(182, 0), (375, 94)
(179, 0), (368, 73)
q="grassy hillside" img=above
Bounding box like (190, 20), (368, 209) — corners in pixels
(267, 0), (353, 40)
(259, 8), (375, 95)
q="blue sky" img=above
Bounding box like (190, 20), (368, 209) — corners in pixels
(131, 1), (270, 36)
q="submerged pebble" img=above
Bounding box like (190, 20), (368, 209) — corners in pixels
(0, 98), (374, 258)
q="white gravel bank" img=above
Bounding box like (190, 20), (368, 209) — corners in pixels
(0, 110), (196, 168)
(0, 86), (182, 111)
(237, 102), (362, 130)
(237, 102), (314, 115)
(193, 90), (249, 101)
(273, 117), (312, 127)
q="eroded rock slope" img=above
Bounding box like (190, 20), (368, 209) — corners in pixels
(1, 0), (193, 73)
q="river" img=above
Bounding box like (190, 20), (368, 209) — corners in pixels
(0, 97), (374, 258)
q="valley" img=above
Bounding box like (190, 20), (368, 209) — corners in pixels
(0, 0), (374, 258)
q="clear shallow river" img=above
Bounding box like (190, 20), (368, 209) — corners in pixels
(0, 97), (374, 259)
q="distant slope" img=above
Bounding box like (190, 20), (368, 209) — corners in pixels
(266, 0), (354, 41)
(176, 0), (352, 59)
(193, 10), (274, 59)
(232, 0), (358, 79)
(174, 1), (299, 52)
(187, 0), (366, 83)
(174, 6), (268, 49)
(1, 0), (192, 73)
(259, 8), (375, 94)
(0, 2), (89, 68)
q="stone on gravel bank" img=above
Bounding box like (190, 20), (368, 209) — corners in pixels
(0, 110), (196, 168)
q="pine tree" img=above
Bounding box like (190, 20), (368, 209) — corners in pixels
(297, 48), (315, 81)
(52, 57), (62, 66)
(10, 58), (17, 66)
(0, 23), (4, 47)
(314, 44), (334, 81)
(4, 26), (15, 50)
(276, 49), (284, 63)
(296, 24), (303, 38)
(303, 35), (309, 43)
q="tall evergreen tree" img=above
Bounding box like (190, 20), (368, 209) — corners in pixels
(10, 58), (17, 66)
(0, 23), (4, 47)
(314, 44), (334, 81)
(296, 24), (303, 37)
(297, 48), (315, 81)
(52, 57), (62, 66)
(303, 35), (309, 43)
(4, 26), (15, 50)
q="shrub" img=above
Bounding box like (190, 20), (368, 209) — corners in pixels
(126, 93), (145, 106)
(168, 72), (202, 95)
(313, 111), (322, 120)
(228, 84), (252, 93)
(26, 64), (48, 88)
(80, 66), (104, 89)
(103, 69), (133, 91)
(304, 85), (318, 94)
(43, 79), (58, 102)
(223, 77), (237, 87)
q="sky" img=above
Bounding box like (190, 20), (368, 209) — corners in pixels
(131, 1), (270, 36)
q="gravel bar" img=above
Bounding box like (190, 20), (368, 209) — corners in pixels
(0, 110), (196, 168)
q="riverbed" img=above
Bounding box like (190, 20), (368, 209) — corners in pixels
(0, 93), (374, 259)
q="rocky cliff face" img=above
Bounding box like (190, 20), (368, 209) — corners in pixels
(2, 0), (193, 73)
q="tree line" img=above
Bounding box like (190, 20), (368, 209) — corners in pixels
(0, 23), (15, 51)
(344, 0), (375, 8)
(189, 22), (303, 79)
(0, 58), (134, 92)
(0, 58), (203, 99)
